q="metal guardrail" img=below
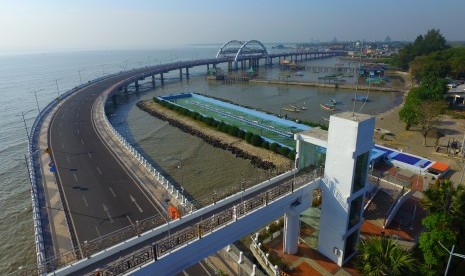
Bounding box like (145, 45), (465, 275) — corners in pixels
(25, 72), (124, 274)
(20, 56), (327, 275)
(82, 169), (321, 276)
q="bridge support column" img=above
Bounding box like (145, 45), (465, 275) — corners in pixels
(186, 68), (189, 80)
(124, 86), (128, 93)
(207, 64), (210, 71)
(135, 80), (139, 92)
(283, 209), (299, 254)
(160, 73), (164, 86)
(152, 75), (156, 87)
(179, 69), (183, 80)
(228, 61), (232, 71)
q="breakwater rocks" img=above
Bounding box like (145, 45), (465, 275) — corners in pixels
(137, 101), (285, 172)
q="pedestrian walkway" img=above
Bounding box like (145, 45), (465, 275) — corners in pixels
(37, 100), (75, 262)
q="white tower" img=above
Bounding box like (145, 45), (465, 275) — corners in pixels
(317, 112), (374, 265)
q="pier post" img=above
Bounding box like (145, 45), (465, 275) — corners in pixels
(160, 73), (164, 86)
(151, 75), (156, 87)
(186, 67), (189, 79)
(179, 68), (183, 80)
(283, 209), (299, 254)
(207, 64), (210, 71)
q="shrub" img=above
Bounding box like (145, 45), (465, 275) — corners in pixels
(228, 126), (239, 137)
(251, 134), (263, 146)
(237, 129), (246, 139)
(261, 141), (270, 149)
(288, 151), (296, 160)
(245, 132), (254, 143)
(279, 147), (291, 156)
(270, 142), (280, 153)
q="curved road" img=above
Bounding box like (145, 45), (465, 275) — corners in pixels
(50, 74), (163, 245)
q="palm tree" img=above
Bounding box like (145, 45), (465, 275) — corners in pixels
(356, 235), (416, 275)
(421, 179), (465, 224)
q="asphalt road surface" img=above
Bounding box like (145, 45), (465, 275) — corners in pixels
(50, 74), (163, 245)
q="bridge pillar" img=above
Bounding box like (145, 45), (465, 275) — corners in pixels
(228, 61), (232, 71)
(160, 73), (164, 86)
(124, 86), (128, 93)
(135, 80), (139, 91)
(283, 209), (299, 254)
(179, 69), (183, 80)
(152, 75), (156, 87)
(186, 68), (189, 80)
(207, 64), (210, 71)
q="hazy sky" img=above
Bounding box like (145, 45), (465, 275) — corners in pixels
(1, 0), (463, 52)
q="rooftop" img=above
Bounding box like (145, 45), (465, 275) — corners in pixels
(332, 111), (373, 123)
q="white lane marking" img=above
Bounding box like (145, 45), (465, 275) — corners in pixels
(103, 204), (113, 223)
(75, 121), (77, 125)
(88, 152), (92, 159)
(81, 139), (84, 145)
(126, 215), (133, 225)
(108, 186), (116, 198)
(59, 131), (62, 137)
(76, 113), (79, 119)
(77, 129), (80, 134)
(82, 195), (88, 207)
(95, 226), (101, 237)
(96, 166), (102, 175)
(130, 195), (143, 213)
(61, 142), (64, 149)
(61, 114), (65, 119)
(66, 155), (70, 164)
(73, 173), (78, 182)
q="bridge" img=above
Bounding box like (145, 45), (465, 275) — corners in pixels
(23, 42), (361, 275)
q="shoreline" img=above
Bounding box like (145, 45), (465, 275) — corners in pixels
(249, 79), (404, 92)
(137, 100), (293, 173)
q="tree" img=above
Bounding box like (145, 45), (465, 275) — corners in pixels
(399, 87), (422, 129)
(418, 212), (457, 271)
(392, 29), (448, 70)
(417, 100), (448, 146)
(422, 180), (465, 224)
(356, 235), (416, 275)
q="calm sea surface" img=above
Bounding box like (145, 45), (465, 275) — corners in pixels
(0, 47), (402, 273)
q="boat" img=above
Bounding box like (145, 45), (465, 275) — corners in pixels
(294, 71), (304, 76)
(351, 95), (369, 102)
(290, 103), (307, 110)
(283, 106), (300, 112)
(320, 103), (336, 111)
(330, 99), (337, 105)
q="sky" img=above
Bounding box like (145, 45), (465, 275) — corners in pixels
(0, 0), (464, 52)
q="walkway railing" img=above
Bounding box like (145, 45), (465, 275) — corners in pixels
(26, 72), (124, 272)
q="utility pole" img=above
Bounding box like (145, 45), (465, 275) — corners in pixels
(438, 241), (465, 276)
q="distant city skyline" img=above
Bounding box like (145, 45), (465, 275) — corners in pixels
(1, 0), (464, 53)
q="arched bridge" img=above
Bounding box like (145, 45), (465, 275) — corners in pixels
(216, 40), (269, 70)
(23, 44), (345, 275)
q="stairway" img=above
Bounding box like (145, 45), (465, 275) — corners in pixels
(363, 189), (397, 228)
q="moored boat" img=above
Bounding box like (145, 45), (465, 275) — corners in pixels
(320, 103), (335, 111)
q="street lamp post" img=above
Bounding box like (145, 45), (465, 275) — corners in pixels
(20, 109), (36, 141)
(163, 156), (185, 204)
(31, 89), (44, 113)
(78, 70), (83, 84)
(55, 78), (62, 97)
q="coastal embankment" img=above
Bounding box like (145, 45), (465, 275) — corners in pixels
(137, 100), (292, 172)
(249, 79), (403, 92)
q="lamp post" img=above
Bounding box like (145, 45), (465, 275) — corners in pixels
(20, 109), (36, 141)
(55, 78), (62, 97)
(31, 89), (44, 113)
(78, 69), (83, 84)
(101, 64), (107, 76)
(163, 156), (185, 204)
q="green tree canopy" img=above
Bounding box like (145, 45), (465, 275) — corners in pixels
(392, 29), (448, 70)
(356, 235), (416, 275)
(419, 212), (457, 270)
